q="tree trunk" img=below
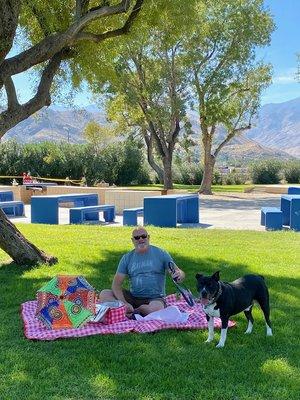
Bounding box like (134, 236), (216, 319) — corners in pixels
(199, 136), (215, 195)
(143, 130), (164, 184)
(148, 157), (164, 184)
(0, 210), (57, 266)
(162, 155), (173, 190)
(199, 155), (215, 194)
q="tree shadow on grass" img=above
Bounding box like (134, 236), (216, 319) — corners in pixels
(0, 251), (299, 399)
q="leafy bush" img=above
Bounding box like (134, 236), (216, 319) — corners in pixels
(116, 138), (151, 185)
(212, 169), (222, 185)
(0, 140), (23, 183)
(249, 159), (282, 184)
(283, 161), (300, 183)
(222, 172), (247, 185)
(175, 163), (203, 185)
(0, 139), (150, 186)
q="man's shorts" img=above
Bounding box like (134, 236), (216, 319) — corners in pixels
(122, 289), (166, 309)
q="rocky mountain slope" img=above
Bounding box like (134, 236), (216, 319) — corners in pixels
(3, 98), (299, 161)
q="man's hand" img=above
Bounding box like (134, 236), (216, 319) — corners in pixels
(170, 268), (185, 283)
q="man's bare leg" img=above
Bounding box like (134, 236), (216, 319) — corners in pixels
(135, 300), (165, 317)
(98, 289), (117, 302)
(98, 289), (134, 316)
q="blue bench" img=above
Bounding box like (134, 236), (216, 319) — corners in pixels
(0, 191), (14, 202)
(31, 193), (98, 224)
(70, 205), (115, 224)
(123, 207), (144, 226)
(288, 187), (300, 195)
(0, 201), (25, 217)
(261, 207), (282, 230)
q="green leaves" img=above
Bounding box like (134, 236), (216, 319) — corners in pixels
(83, 120), (118, 151)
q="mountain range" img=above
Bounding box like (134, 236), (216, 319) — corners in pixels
(3, 97), (300, 162)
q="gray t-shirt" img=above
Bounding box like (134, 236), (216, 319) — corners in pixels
(117, 245), (174, 298)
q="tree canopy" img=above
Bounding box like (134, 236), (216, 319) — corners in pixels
(182, 0), (274, 193)
(0, 0), (145, 138)
(0, 0), (146, 265)
(81, 0), (274, 191)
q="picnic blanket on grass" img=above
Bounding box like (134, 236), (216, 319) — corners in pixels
(21, 294), (235, 341)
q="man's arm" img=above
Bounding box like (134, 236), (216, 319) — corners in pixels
(112, 273), (134, 313)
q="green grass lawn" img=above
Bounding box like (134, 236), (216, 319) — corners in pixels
(0, 225), (299, 400)
(125, 183), (252, 193)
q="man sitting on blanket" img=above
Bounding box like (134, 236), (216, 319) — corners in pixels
(99, 226), (185, 317)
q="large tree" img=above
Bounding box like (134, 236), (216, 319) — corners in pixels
(80, 0), (274, 193)
(182, 0), (274, 194)
(80, 4), (196, 189)
(104, 38), (190, 189)
(0, 0), (144, 265)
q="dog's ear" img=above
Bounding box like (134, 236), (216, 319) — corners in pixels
(195, 273), (203, 280)
(212, 271), (220, 281)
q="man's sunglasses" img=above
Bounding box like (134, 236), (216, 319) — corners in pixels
(133, 234), (148, 240)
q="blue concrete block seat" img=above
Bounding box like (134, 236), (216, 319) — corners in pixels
(280, 195), (300, 229)
(144, 194), (199, 227)
(261, 207), (282, 230)
(31, 193), (98, 224)
(289, 197), (300, 231)
(288, 187), (300, 194)
(123, 207), (144, 226)
(70, 204), (115, 224)
(0, 191), (14, 202)
(0, 201), (25, 217)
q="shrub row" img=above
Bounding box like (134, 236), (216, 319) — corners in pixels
(174, 159), (300, 185)
(173, 163), (249, 185)
(1, 141), (299, 186)
(0, 139), (151, 186)
(249, 159), (300, 184)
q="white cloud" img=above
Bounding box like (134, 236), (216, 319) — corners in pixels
(272, 68), (298, 84)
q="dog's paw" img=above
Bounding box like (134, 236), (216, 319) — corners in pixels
(216, 342), (225, 348)
(244, 329), (252, 334)
(266, 326), (273, 336)
(205, 337), (214, 343)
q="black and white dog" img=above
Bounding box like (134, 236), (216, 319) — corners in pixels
(196, 271), (273, 348)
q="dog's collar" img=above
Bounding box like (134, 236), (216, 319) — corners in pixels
(206, 282), (222, 306)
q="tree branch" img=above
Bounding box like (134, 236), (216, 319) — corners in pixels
(203, 36), (238, 90)
(0, 0), (21, 62)
(193, 67), (210, 139)
(0, 0), (143, 81)
(75, 0), (90, 21)
(193, 39), (218, 76)
(75, 0), (144, 43)
(4, 76), (19, 110)
(214, 123), (251, 157)
(142, 128), (164, 181)
(23, 0), (52, 37)
(138, 99), (166, 157)
(218, 87), (251, 108)
(0, 51), (64, 137)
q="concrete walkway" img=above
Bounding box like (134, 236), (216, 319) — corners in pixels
(9, 192), (282, 231)
(199, 192), (281, 230)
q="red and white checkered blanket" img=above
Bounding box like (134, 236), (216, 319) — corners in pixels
(21, 294), (235, 341)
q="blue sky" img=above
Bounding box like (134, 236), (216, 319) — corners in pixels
(10, 0), (300, 106)
(259, 0), (300, 104)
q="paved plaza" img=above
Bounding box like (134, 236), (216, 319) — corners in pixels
(10, 192), (282, 231)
